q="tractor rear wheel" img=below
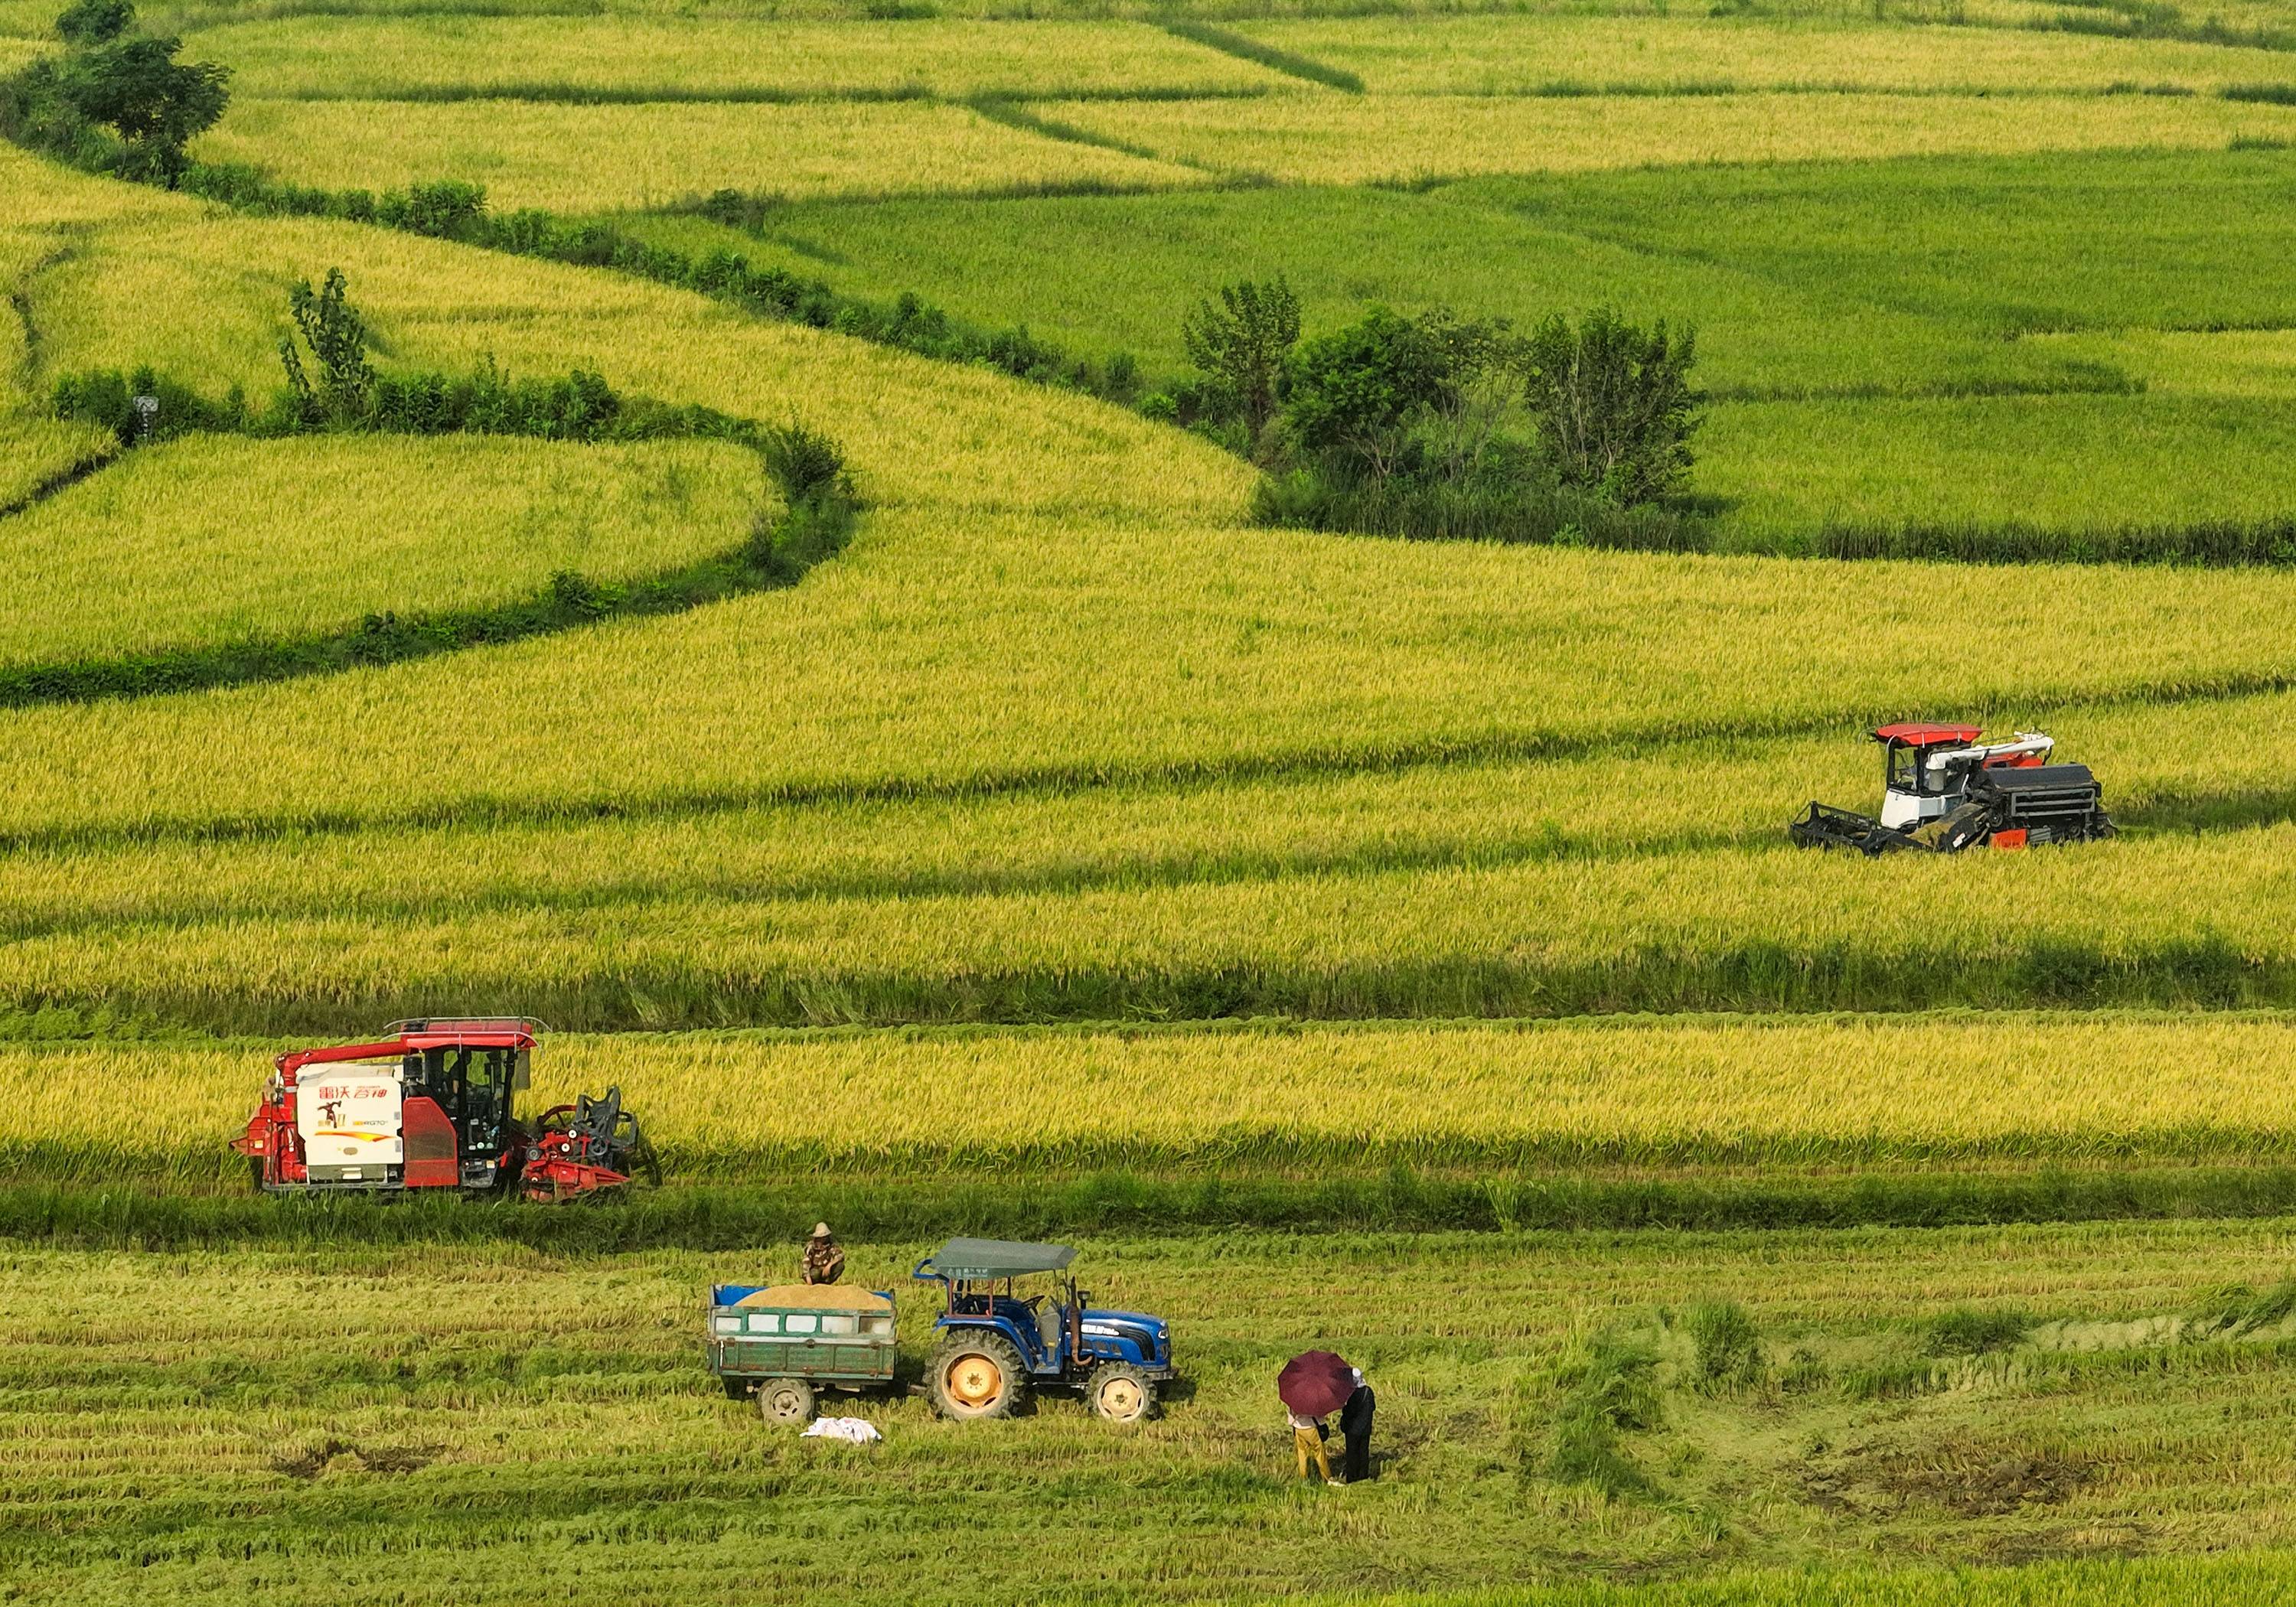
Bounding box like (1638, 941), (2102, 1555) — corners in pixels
(931, 1334), (1029, 1422)
(758, 1377), (816, 1425)
(1089, 1362), (1156, 1424)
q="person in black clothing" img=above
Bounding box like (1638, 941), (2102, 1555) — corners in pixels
(1339, 1367), (1375, 1483)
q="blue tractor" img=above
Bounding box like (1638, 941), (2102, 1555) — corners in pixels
(914, 1237), (1175, 1423)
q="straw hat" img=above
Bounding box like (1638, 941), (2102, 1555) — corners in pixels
(810, 1222), (833, 1238)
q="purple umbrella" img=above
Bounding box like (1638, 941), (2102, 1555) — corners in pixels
(1277, 1350), (1355, 1418)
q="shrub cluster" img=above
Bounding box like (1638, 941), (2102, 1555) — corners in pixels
(1183, 276), (1706, 549)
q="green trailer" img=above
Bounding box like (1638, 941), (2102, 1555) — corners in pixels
(706, 1282), (899, 1423)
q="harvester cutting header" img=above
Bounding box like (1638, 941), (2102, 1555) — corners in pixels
(233, 1019), (658, 1202)
(1791, 724), (2114, 856)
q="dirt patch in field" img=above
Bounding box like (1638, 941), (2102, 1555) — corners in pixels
(1864, 1436), (2092, 1517)
(269, 1437), (438, 1478)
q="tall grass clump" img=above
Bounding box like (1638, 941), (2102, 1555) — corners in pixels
(1685, 1299), (1767, 1393)
(1535, 1327), (1665, 1499)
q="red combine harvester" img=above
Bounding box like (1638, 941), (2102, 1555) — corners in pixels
(233, 1019), (659, 1202)
(1791, 723), (2114, 856)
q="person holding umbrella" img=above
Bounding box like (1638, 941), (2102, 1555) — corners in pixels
(1339, 1365), (1375, 1483)
(1277, 1351), (1354, 1487)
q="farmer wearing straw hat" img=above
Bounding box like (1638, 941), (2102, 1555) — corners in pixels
(801, 1223), (845, 1286)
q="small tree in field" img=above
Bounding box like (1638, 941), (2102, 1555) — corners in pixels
(1180, 275), (1300, 455)
(279, 268), (375, 422)
(1522, 308), (1700, 505)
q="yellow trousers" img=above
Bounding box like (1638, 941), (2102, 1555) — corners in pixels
(1295, 1426), (1333, 1482)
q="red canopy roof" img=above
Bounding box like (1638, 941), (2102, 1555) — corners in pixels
(1872, 722), (1981, 747)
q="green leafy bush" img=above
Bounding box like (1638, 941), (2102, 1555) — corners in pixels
(1522, 307), (1701, 505)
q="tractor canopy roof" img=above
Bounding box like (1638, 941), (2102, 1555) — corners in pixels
(1872, 722), (1983, 748)
(921, 1237), (1076, 1280)
(278, 1018), (540, 1074)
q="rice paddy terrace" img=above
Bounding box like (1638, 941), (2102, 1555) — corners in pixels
(6, 0), (2296, 1599)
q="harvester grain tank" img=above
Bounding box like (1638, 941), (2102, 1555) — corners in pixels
(233, 1019), (658, 1201)
(1790, 724), (2113, 856)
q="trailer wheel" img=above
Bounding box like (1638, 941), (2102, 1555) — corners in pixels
(758, 1378), (816, 1425)
(1089, 1363), (1156, 1424)
(931, 1334), (1029, 1421)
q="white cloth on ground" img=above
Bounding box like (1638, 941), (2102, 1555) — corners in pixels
(801, 1416), (882, 1443)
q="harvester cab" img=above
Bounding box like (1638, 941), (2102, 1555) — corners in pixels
(233, 1019), (659, 1201)
(1791, 724), (2113, 856)
(913, 1237), (1175, 1425)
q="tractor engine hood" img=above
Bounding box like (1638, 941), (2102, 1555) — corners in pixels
(1080, 1308), (1169, 1349)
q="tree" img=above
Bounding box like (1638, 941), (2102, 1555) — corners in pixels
(54, 0), (132, 44)
(1281, 305), (1452, 482)
(54, 32), (230, 180)
(1179, 275), (1300, 454)
(279, 268), (375, 422)
(1521, 308), (1700, 505)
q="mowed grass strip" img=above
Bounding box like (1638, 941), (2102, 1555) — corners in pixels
(1049, 90), (2296, 183)
(1239, 14), (2296, 96)
(195, 16), (1290, 100)
(191, 97), (1218, 211)
(9, 1014), (2295, 1182)
(0, 435), (762, 667)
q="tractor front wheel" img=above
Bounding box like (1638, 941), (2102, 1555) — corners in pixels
(1089, 1362), (1156, 1424)
(758, 1377), (816, 1425)
(931, 1334), (1029, 1422)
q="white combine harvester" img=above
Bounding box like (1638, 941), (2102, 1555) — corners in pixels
(1790, 722), (2115, 856)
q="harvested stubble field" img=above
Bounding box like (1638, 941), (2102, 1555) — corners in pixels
(15, 1221), (2296, 1602)
(14, 1), (2296, 1601)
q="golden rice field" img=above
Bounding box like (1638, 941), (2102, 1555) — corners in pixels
(0, 678), (2278, 979)
(1052, 91), (2296, 184)
(194, 16), (1288, 99)
(192, 96), (1215, 212)
(2, 820), (2287, 1030)
(0, 435), (760, 664)
(0, 416), (109, 505)
(8, 1013), (2294, 1180)
(0, 499), (2288, 839)
(1238, 15), (2296, 96)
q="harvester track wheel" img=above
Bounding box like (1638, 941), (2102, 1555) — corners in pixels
(1089, 1362), (1156, 1424)
(758, 1378), (816, 1425)
(931, 1334), (1029, 1422)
